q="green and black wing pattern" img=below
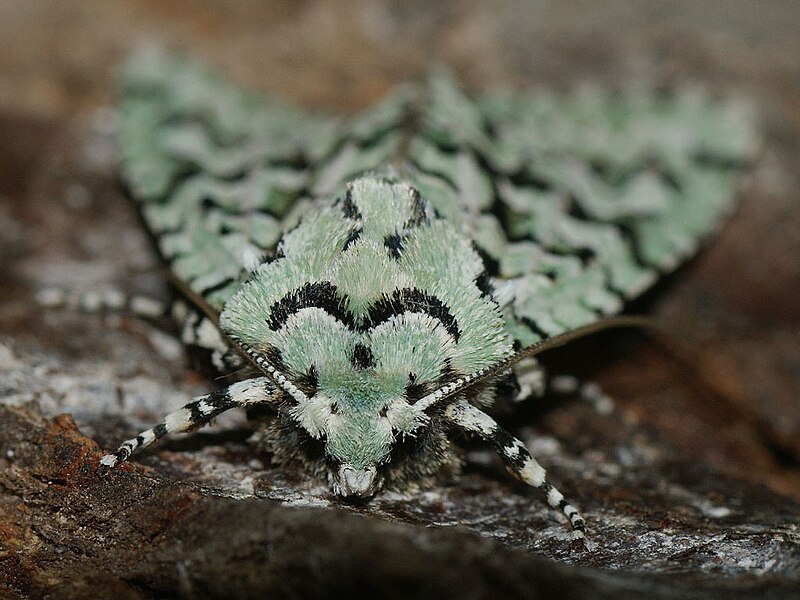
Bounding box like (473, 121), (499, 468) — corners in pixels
(111, 49), (758, 523)
(119, 48), (757, 349)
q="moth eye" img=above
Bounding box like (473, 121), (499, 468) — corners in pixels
(330, 403), (339, 415)
(379, 406), (389, 418)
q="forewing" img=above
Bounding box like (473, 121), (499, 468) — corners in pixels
(117, 48), (412, 311)
(118, 51), (758, 348)
(407, 72), (759, 345)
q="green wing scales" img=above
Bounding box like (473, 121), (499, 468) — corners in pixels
(118, 48), (757, 346)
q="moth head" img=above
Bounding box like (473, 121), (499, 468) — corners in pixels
(287, 366), (429, 498)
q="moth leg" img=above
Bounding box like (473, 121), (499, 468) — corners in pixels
(36, 286), (167, 320)
(512, 356), (546, 402)
(512, 358), (615, 416)
(176, 304), (244, 372)
(443, 399), (586, 537)
(100, 377), (279, 467)
(548, 374), (615, 415)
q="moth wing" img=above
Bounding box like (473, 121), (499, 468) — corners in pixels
(407, 71), (759, 345)
(118, 52), (759, 348)
(117, 47), (344, 310)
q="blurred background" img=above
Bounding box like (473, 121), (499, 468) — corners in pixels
(0, 2), (799, 594)
(2, 1), (799, 117)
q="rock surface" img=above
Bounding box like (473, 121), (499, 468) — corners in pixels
(1, 1), (799, 598)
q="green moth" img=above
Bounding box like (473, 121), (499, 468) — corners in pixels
(103, 47), (757, 538)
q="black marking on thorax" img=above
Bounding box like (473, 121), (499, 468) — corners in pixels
(341, 227), (363, 251)
(404, 374), (429, 404)
(262, 345), (289, 373)
(351, 343), (376, 370)
(267, 281), (357, 331)
(403, 188), (430, 229)
(337, 189), (363, 220)
(294, 364), (319, 396)
(268, 283), (461, 344)
(367, 288), (461, 341)
(383, 233), (406, 259)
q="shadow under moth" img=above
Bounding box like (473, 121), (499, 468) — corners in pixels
(100, 47), (757, 539)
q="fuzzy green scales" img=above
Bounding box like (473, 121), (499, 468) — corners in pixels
(119, 49), (755, 344)
(111, 48), (756, 532)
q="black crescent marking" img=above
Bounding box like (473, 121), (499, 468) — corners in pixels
(471, 242), (501, 276)
(366, 288), (461, 342)
(474, 273), (495, 298)
(268, 284), (460, 343)
(267, 281), (356, 331)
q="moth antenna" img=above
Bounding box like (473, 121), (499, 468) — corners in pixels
(213, 365), (256, 383)
(414, 315), (659, 414)
(227, 335), (311, 405)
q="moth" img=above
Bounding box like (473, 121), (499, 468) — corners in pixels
(101, 48), (756, 538)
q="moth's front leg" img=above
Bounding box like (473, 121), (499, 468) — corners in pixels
(512, 356), (546, 401)
(100, 377), (280, 467)
(513, 358), (615, 416)
(174, 302), (245, 372)
(547, 374), (615, 415)
(36, 286), (168, 320)
(443, 399), (586, 538)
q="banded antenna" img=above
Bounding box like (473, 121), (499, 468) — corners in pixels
(414, 316), (657, 414)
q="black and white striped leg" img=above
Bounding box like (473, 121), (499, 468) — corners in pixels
(175, 304), (243, 371)
(512, 357), (546, 401)
(36, 287), (168, 320)
(100, 377), (279, 467)
(548, 375), (614, 415)
(443, 399), (586, 537)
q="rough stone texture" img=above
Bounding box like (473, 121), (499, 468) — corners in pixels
(1, 2), (799, 598)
